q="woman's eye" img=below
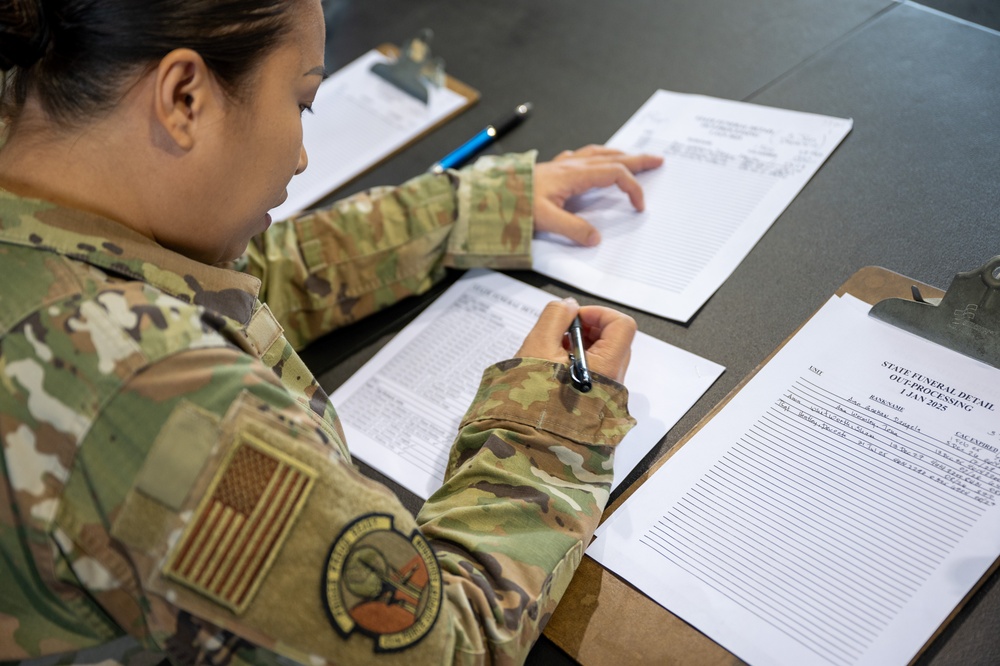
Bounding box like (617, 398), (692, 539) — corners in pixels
(299, 104), (314, 117)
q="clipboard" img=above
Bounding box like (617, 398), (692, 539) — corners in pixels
(269, 43), (479, 222)
(544, 261), (1000, 665)
(370, 42), (481, 166)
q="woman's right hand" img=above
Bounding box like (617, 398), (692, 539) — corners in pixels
(516, 298), (637, 384)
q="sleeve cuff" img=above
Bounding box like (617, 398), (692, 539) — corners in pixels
(461, 357), (636, 447)
(446, 151), (537, 269)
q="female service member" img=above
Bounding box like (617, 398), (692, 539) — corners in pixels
(0, 0), (662, 663)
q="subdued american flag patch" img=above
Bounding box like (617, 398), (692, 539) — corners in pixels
(163, 433), (316, 613)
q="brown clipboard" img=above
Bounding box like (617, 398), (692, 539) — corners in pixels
(544, 265), (999, 665)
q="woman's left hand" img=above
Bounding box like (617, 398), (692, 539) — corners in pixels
(533, 145), (664, 246)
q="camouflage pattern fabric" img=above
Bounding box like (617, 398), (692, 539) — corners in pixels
(0, 153), (636, 665)
(240, 152), (537, 351)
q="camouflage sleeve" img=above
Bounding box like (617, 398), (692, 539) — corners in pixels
(242, 152), (536, 350)
(417, 358), (635, 663)
(7, 352), (631, 665)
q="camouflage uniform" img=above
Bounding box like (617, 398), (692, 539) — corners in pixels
(0, 153), (635, 665)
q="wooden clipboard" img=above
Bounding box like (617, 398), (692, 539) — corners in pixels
(544, 265), (999, 665)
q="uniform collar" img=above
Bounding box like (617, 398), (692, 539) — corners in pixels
(0, 189), (261, 326)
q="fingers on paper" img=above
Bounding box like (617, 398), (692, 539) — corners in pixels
(555, 144), (621, 161)
(537, 202), (602, 246)
(556, 144), (664, 174)
(557, 144), (658, 163)
(564, 157), (663, 211)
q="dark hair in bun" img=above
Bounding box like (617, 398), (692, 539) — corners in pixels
(0, 0), (301, 125)
(0, 1), (50, 71)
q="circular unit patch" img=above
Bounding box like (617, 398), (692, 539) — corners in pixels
(323, 514), (442, 652)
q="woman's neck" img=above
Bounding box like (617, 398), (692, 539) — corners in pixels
(0, 102), (153, 239)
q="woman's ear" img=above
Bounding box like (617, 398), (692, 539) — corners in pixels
(152, 48), (219, 151)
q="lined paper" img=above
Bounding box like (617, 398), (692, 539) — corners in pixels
(330, 269), (724, 499)
(532, 90), (853, 322)
(589, 294), (1000, 666)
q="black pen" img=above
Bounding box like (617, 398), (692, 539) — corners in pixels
(567, 315), (592, 393)
(429, 102), (532, 173)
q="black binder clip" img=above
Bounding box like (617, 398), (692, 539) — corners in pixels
(870, 255), (1000, 369)
(371, 29), (445, 104)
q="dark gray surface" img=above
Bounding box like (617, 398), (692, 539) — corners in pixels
(918, 0), (1000, 30)
(306, 1), (1000, 664)
(320, 0), (891, 196)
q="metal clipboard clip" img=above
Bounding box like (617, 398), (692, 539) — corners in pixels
(370, 29), (445, 104)
(869, 255), (1000, 369)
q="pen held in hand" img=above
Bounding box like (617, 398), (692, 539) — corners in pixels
(429, 102), (532, 173)
(567, 315), (592, 393)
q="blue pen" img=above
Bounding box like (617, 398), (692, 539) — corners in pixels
(429, 102), (532, 173)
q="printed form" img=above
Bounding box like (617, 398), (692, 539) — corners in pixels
(533, 90), (853, 322)
(270, 49), (468, 221)
(588, 294), (1000, 666)
(330, 269), (724, 500)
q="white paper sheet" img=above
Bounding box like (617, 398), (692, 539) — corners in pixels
(269, 50), (469, 221)
(330, 269), (725, 500)
(532, 90), (853, 322)
(588, 294), (1000, 666)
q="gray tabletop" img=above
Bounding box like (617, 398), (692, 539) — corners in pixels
(305, 1), (1000, 663)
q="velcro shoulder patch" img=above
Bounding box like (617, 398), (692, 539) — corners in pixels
(163, 432), (316, 614)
